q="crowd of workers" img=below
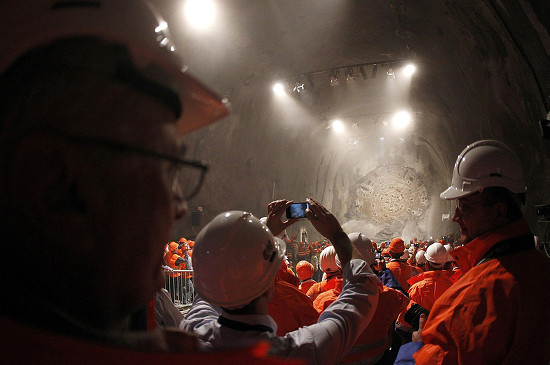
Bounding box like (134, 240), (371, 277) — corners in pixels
(1, 1), (550, 364)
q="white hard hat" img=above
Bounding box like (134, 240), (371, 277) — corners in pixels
(425, 243), (448, 267)
(348, 232), (376, 266)
(415, 250), (427, 265)
(440, 140), (526, 200)
(444, 244), (453, 262)
(320, 246), (341, 274)
(0, 0), (228, 134)
(192, 211), (286, 309)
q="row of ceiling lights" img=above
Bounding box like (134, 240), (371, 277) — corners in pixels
(327, 110), (413, 133)
(273, 62), (417, 95)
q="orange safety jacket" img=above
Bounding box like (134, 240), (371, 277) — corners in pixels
(313, 280), (409, 363)
(267, 279), (319, 336)
(386, 260), (412, 291)
(406, 269), (454, 311)
(0, 316), (301, 364)
(312, 278), (344, 313)
(296, 243), (310, 258)
(305, 274), (341, 301)
(413, 218), (550, 364)
(299, 279), (316, 295)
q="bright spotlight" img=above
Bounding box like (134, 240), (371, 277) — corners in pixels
(403, 64), (416, 76)
(331, 119), (344, 133)
(184, 0), (216, 29)
(273, 82), (285, 95)
(392, 111), (412, 129)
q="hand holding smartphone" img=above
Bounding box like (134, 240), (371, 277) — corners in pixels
(286, 202), (309, 219)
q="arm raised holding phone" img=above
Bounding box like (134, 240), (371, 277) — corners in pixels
(266, 198), (352, 267)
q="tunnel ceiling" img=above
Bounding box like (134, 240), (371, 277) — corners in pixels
(157, 0), (550, 241)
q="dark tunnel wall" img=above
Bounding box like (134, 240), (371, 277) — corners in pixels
(167, 0), (550, 243)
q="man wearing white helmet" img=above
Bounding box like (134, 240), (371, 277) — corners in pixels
(181, 198), (380, 364)
(306, 245), (343, 301)
(396, 140), (550, 364)
(0, 1), (295, 363)
(406, 243), (454, 312)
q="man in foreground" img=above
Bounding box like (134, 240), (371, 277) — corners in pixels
(181, 198), (380, 364)
(0, 1), (291, 363)
(396, 140), (550, 364)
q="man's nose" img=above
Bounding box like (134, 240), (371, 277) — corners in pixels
(451, 206), (461, 222)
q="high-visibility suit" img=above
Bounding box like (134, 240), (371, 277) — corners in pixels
(406, 269), (454, 311)
(306, 274), (341, 301)
(387, 260), (412, 291)
(313, 279), (409, 363)
(299, 279), (316, 295)
(396, 218), (550, 364)
(268, 279), (319, 336)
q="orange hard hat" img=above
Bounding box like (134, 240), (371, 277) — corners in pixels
(168, 241), (178, 252)
(389, 238), (405, 254)
(371, 241), (377, 251)
(296, 260), (314, 280)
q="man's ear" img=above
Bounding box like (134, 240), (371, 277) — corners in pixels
(492, 201), (508, 226)
(9, 135), (90, 246)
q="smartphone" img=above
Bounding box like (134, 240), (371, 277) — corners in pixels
(286, 202), (309, 219)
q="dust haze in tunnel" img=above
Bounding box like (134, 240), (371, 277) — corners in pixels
(156, 0), (550, 244)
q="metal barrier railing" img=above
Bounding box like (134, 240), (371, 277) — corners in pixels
(163, 269), (194, 308)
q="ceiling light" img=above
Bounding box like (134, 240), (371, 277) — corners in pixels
(392, 110), (412, 129)
(273, 82), (285, 95)
(184, 0), (216, 29)
(371, 64), (378, 79)
(403, 63), (416, 76)
(345, 68), (355, 82)
(293, 82), (305, 93)
(386, 67), (395, 79)
(331, 119), (344, 133)
(329, 69), (340, 86)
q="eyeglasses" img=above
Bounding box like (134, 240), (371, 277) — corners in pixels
(455, 198), (494, 215)
(33, 125), (208, 201)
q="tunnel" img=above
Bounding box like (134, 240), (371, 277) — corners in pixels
(155, 0), (550, 245)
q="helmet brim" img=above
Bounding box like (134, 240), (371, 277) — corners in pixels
(440, 186), (477, 200)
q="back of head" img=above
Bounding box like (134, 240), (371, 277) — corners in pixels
(389, 237), (405, 255)
(296, 260), (314, 281)
(348, 232), (376, 266)
(425, 243), (448, 268)
(415, 250), (427, 265)
(192, 211), (286, 310)
(319, 246), (341, 274)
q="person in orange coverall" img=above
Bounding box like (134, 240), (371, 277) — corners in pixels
(386, 238), (413, 291)
(395, 140), (550, 365)
(295, 260), (317, 294)
(268, 270), (319, 335)
(306, 245), (342, 301)
(314, 232), (410, 363)
(406, 243), (454, 311)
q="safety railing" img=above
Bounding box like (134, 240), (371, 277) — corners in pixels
(163, 268), (194, 308)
